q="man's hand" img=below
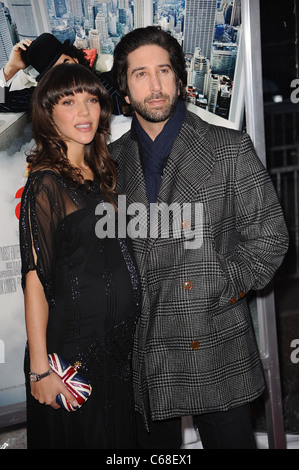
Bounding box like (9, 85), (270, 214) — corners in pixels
(3, 39), (33, 81)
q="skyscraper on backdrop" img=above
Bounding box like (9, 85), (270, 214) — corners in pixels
(134, 0), (153, 28)
(0, 3), (14, 69)
(6, 0), (50, 40)
(183, 0), (217, 58)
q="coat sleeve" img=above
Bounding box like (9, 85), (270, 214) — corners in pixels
(218, 132), (289, 295)
(0, 86), (33, 112)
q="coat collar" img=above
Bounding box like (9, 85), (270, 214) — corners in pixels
(116, 110), (215, 207)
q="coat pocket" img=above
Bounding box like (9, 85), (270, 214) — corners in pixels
(213, 299), (250, 342)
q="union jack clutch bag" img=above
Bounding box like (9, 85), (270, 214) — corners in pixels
(48, 353), (92, 412)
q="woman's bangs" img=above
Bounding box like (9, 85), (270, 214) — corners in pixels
(46, 70), (102, 106)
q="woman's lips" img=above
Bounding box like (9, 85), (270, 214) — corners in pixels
(75, 123), (92, 131)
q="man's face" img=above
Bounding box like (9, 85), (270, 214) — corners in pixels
(125, 45), (180, 124)
(54, 54), (79, 66)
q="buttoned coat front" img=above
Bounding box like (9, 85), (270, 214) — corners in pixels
(110, 109), (289, 425)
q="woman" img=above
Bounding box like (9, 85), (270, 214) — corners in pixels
(19, 63), (140, 449)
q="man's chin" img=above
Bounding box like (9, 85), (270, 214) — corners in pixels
(141, 107), (173, 123)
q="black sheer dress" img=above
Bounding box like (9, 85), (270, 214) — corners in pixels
(20, 170), (141, 449)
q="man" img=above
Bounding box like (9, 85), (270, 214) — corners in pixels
(0, 33), (90, 113)
(0, 33), (123, 115)
(110, 26), (289, 449)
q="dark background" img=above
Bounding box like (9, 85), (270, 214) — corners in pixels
(260, 0), (298, 101)
(259, 0), (299, 434)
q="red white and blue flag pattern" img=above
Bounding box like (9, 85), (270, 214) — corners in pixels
(48, 353), (92, 412)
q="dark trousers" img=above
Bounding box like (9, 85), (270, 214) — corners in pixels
(136, 404), (257, 449)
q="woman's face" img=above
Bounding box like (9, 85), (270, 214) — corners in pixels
(52, 91), (101, 155)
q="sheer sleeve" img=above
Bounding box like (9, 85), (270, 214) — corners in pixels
(19, 171), (70, 305)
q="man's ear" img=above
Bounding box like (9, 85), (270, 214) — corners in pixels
(178, 79), (182, 96)
(124, 95), (131, 104)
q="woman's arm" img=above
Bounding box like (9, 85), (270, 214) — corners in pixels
(21, 173), (79, 409)
(24, 269), (78, 409)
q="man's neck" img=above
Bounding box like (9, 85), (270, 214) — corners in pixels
(135, 113), (169, 141)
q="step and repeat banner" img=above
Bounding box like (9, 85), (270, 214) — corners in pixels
(0, 133), (32, 425)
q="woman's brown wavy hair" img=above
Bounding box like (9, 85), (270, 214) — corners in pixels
(27, 63), (117, 205)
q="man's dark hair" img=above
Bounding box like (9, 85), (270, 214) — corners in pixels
(113, 26), (187, 100)
(62, 40), (91, 68)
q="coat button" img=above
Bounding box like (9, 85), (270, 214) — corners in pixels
(229, 297), (237, 304)
(190, 340), (200, 350)
(181, 220), (191, 229)
(239, 291), (245, 298)
(184, 281), (193, 290)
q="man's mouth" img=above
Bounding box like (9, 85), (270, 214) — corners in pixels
(146, 96), (167, 107)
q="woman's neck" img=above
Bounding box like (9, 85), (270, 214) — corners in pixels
(67, 145), (94, 181)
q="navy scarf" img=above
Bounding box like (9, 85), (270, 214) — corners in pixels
(132, 100), (186, 204)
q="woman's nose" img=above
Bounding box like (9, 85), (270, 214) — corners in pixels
(78, 102), (89, 115)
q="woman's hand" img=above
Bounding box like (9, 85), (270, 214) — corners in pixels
(30, 370), (79, 410)
(24, 272), (78, 410)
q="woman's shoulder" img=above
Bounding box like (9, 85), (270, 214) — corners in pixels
(25, 168), (66, 198)
(27, 167), (63, 184)
(28, 167), (61, 178)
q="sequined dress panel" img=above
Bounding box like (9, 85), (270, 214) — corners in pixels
(20, 170), (140, 449)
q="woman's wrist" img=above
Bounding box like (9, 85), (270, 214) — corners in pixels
(29, 368), (53, 382)
(29, 354), (50, 375)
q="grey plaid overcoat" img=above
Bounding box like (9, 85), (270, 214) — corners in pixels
(110, 109), (289, 426)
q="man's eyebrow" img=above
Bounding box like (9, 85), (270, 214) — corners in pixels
(130, 66), (146, 75)
(130, 63), (173, 75)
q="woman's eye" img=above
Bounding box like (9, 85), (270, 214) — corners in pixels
(89, 97), (99, 103)
(62, 99), (73, 106)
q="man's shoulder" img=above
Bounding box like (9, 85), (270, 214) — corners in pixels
(109, 125), (135, 161)
(184, 109), (244, 146)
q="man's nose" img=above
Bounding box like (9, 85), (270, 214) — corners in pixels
(150, 73), (162, 92)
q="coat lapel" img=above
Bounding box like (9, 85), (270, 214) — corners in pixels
(147, 115), (216, 250)
(157, 115), (216, 206)
(115, 134), (150, 274)
(116, 135), (148, 208)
